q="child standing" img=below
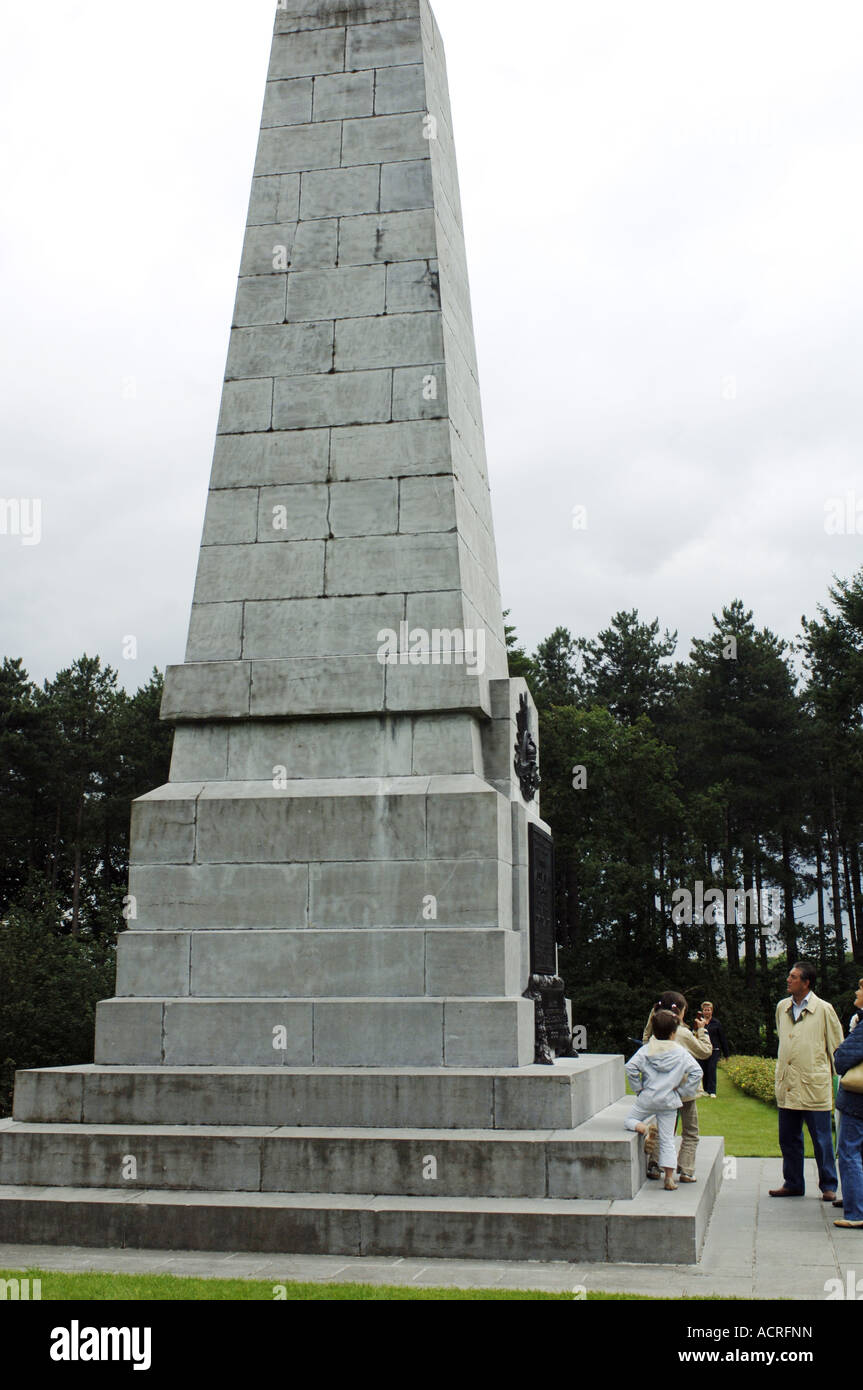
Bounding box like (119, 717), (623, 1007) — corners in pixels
(625, 1009), (704, 1190)
(642, 991), (711, 1181)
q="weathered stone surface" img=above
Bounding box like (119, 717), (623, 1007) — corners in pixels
(268, 28), (346, 79)
(250, 655), (386, 716)
(346, 17), (423, 69)
(94, 1001), (163, 1066)
(386, 259), (440, 313)
(286, 265), (385, 320)
(163, 1002), (314, 1066)
(313, 70), (375, 120)
(184, 602), (244, 662)
(443, 999), (535, 1067)
(399, 474), (455, 532)
(13, 1057), (625, 1130)
(328, 479), (399, 536)
(128, 789), (200, 865)
(330, 418), (451, 480)
(0, 1180), (722, 1263)
(169, 724), (230, 782)
(211, 429), (329, 489)
(233, 275), (288, 326)
(226, 714), (413, 780)
(334, 310), (443, 369)
(256, 483), (329, 541)
(226, 323), (333, 379)
(384, 660), (490, 718)
(128, 863), (309, 929)
(255, 122), (342, 176)
(425, 929), (522, 997)
(325, 532), (458, 595)
(194, 781), (429, 864)
(240, 220), (338, 276)
(380, 157), (433, 211)
(425, 784), (511, 862)
(242, 594), (401, 660)
(273, 370), (391, 429)
(338, 208), (436, 264)
(193, 540), (325, 603)
(342, 112), (428, 166)
(308, 857), (507, 928)
(201, 490), (258, 545)
(314, 1002), (443, 1065)
(276, 0), (420, 36)
(262, 77), (314, 127)
(300, 165), (380, 219)
(375, 63), (427, 114)
(117, 932), (190, 997)
(217, 379), (273, 434)
(160, 663), (251, 721)
(190, 930), (425, 998)
(392, 363), (448, 419)
(410, 712), (482, 776)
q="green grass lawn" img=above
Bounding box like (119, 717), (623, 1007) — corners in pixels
(699, 1064), (819, 1158)
(0, 1269), (733, 1300)
(627, 1061), (819, 1158)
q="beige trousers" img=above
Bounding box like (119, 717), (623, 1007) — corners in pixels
(644, 1098), (699, 1175)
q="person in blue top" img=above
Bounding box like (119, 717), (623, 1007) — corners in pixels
(834, 978), (863, 1229)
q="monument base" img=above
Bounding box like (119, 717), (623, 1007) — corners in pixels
(0, 1056), (723, 1264)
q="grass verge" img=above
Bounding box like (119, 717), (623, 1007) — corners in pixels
(0, 1269), (707, 1300)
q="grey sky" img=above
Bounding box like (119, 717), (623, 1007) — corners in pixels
(2, 0), (862, 690)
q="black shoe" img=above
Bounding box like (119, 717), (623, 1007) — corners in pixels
(833, 1199), (844, 1209)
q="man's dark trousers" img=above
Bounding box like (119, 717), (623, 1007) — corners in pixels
(778, 1108), (838, 1193)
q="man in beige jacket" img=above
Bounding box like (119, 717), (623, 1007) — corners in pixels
(769, 960), (843, 1200)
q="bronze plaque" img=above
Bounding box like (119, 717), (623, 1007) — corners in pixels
(528, 823), (556, 975)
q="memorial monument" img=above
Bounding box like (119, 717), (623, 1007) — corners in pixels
(0, 0), (721, 1262)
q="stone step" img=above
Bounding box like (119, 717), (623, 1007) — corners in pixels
(94, 994), (538, 1067)
(0, 1097), (644, 1201)
(14, 1057), (623, 1131)
(0, 1138), (723, 1263)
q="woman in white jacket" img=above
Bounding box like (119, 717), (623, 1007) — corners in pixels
(625, 1009), (705, 1190)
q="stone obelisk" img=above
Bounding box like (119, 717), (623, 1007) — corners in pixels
(96, 0), (546, 1070)
(1, 1), (722, 1265)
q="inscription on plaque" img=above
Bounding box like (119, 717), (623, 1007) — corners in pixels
(523, 823), (576, 1063)
(528, 824), (556, 975)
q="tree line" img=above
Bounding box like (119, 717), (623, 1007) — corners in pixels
(0, 656), (171, 1110)
(2, 569), (862, 1106)
(507, 568), (863, 1057)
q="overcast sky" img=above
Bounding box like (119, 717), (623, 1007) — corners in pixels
(1, 0), (862, 691)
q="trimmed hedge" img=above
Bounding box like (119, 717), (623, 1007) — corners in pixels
(724, 1055), (777, 1107)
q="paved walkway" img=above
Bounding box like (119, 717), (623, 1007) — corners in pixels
(0, 1160), (859, 1298)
